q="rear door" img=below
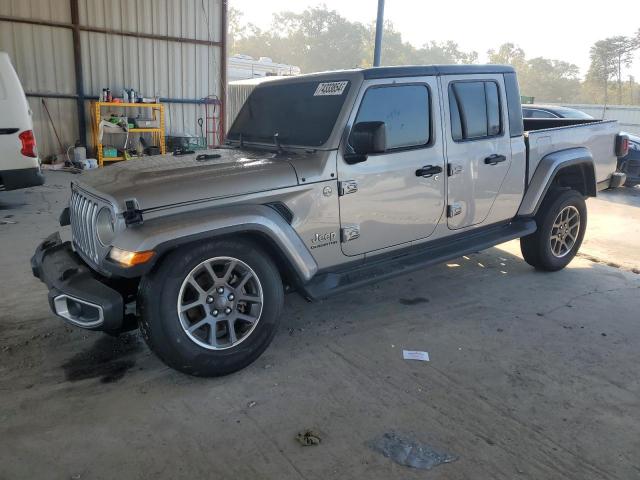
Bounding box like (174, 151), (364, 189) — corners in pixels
(337, 77), (446, 256)
(442, 75), (512, 229)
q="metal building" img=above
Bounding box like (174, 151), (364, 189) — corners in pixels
(0, 0), (227, 160)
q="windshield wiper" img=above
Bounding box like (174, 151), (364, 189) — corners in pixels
(273, 132), (283, 154)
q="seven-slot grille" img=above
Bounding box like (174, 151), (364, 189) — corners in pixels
(69, 188), (106, 263)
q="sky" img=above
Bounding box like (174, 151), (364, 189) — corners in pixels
(231, 0), (640, 79)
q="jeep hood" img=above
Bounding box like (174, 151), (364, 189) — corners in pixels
(75, 149), (301, 211)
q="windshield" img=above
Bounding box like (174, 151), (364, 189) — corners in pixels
(227, 80), (350, 147)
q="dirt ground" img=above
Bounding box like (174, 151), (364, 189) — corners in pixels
(1, 172), (639, 480)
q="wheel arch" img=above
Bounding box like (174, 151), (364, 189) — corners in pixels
(109, 204), (318, 284)
(518, 147), (596, 217)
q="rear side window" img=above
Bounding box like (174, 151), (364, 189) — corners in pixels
(448, 81), (502, 141)
(354, 84), (430, 149)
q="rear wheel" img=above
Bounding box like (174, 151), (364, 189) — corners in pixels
(139, 239), (284, 376)
(520, 189), (587, 271)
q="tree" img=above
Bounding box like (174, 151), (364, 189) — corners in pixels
(588, 40), (618, 106)
(271, 7), (368, 72)
(487, 43), (580, 103)
(361, 21), (417, 67)
(523, 58), (580, 103)
(416, 41), (477, 64)
(588, 36), (638, 105)
(228, 6), (640, 106)
(609, 36), (638, 104)
(227, 6), (246, 52)
(230, 6), (477, 73)
(487, 43), (526, 70)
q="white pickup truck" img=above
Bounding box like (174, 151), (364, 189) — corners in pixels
(33, 65), (628, 376)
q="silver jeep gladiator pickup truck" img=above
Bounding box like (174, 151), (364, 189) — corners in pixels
(31, 65), (629, 376)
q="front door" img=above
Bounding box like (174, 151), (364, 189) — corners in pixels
(337, 78), (446, 256)
(441, 75), (512, 229)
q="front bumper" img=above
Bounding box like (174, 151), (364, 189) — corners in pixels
(31, 233), (125, 331)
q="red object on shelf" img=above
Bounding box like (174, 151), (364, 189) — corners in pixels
(203, 95), (223, 148)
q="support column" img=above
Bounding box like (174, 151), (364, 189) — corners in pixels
(70, 0), (87, 146)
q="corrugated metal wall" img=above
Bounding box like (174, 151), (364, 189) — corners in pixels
(0, 0), (223, 160)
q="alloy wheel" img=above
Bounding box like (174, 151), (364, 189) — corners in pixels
(550, 205), (581, 258)
(177, 256), (264, 350)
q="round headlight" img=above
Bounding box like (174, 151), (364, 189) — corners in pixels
(96, 207), (116, 246)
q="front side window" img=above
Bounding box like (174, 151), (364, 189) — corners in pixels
(449, 81), (502, 141)
(353, 84), (430, 150)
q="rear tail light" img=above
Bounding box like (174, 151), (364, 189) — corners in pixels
(19, 130), (37, 158)
(615, 134), (629, 158)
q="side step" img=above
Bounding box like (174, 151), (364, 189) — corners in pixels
(301, 219), (536, 300)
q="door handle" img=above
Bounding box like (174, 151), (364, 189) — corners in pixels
(415, 165), (443, 178)
(484, 154), (507, 165)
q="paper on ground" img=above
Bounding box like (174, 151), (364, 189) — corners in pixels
(403, 350), (430, 361)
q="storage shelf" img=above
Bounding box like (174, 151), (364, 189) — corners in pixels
(96, 102), (161, 108)
(106, 128), (161, 133)
(92, 101), (166, 167)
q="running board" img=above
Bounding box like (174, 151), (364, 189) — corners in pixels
(301, 219), (536, 300)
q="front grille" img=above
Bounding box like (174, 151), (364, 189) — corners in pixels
(70, 188), (104, 263)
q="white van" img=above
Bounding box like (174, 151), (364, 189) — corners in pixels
(0, 52), (43, 191)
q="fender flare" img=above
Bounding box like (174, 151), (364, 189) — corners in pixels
(108, 204), (318, 281)
(517, 147), (596, 217)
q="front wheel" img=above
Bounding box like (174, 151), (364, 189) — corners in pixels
(138, 239), (284, 377)
(520, 189), (587, 271)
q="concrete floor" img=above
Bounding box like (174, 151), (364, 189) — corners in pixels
(1, 172), (639, 480)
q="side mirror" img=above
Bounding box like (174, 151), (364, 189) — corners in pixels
(348, 121), (386, 161)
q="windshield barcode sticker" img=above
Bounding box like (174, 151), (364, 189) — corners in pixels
(314, 81), (348, 96)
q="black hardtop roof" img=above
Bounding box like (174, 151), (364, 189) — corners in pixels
(361, 64), (516, 79)
(251, 64), (517, 87)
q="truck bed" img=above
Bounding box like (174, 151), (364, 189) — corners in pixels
(524, 119), (619, 185)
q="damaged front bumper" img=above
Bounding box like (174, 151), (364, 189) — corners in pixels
(31, 233), (125, 332)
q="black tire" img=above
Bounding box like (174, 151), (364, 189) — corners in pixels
(520, 189), (587, 271)
(138, 238), (284, 377)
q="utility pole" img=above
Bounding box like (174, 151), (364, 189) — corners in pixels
(373, 0), (385, 67)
